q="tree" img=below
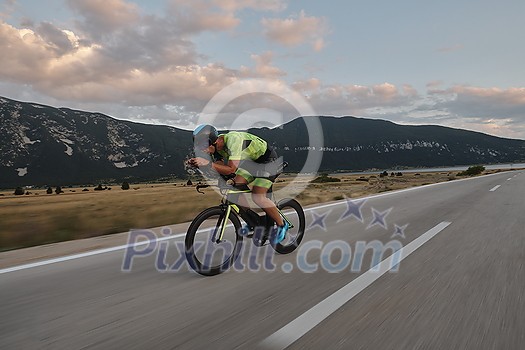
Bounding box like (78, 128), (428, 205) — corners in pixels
(46, 187), (53, 194)
(55, 186), (63, 194)
(121, 182), (130, 190)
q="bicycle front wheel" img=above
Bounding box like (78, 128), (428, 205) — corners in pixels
(185, 206), (243, 276)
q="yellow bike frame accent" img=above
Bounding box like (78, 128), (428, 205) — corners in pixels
(218, 205), (232, 241)
(217, 203), (242, 241)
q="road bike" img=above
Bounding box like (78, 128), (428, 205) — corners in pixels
(184, 169), (305, 276)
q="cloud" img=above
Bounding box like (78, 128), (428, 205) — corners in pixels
(426, 80), (443, 90)
(0, 21), (198, 101)
(167, 0), (287, 34)
(404, 85), (525, 139)
(430, 85), (525, 120)
(0, 22), (69, 83)
(261, 10), (328, 51)
(0, 0), (297, 118)
(36, 22), (78, 55)
(67, 0), (140, 38)
(291, 82), (420, 116)
(0, 0), (16, 20)
(212, 0), (287, 12)
(0, 19), (291, 116)
(436, 44), (464, 53)
(242, 52), (286, 78)
(289, 81), (525, 139)
(167, 0), (240, 33)
(291, 78), (321, 94)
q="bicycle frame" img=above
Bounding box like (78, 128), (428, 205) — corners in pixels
(212, 186), (294, 244)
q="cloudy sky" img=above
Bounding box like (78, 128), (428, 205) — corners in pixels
(1, 0), (524, 139)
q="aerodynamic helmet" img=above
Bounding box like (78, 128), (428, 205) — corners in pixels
(193, 124), (218, 149)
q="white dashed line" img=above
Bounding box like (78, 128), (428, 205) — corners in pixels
(490, 185), (501, 192)
(260, 221), (452, 350)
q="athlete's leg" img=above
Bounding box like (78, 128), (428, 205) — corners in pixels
(233, 175), (251, 208)
(251, 185), (284, 226)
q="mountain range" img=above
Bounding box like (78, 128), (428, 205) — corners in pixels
(1, 96), (524, 188)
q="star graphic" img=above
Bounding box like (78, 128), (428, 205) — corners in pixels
(337, 198), (366, 223)
(391, 224), (409, 239)
(367, 207), (392, 230)
(308, 210), (331, 231)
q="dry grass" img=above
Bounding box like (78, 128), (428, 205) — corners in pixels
(0, 183), (221, 251)
(289, 172), (455, 205)
(0, 170), (498, 251)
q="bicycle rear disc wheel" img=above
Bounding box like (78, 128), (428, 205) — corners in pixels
(271, 198), (306, 254)
(185, 207), (243, 276)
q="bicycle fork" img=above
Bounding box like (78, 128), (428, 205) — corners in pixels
(211, 204), (238, 243)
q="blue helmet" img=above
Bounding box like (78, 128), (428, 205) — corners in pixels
(193, 124), (218, 149)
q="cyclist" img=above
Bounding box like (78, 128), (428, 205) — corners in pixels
(189, 124), (288, 244)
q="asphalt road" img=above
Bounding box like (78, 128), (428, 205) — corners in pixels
(1, 170), (524, 349)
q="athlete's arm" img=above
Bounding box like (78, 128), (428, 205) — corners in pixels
(190, 157), (239, 175)
(211, 159), (239, 175)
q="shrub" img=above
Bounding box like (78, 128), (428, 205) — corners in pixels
(458, 165), (485, 176)
(55, 186), (63, 194)
(14, 187), (25, 195)
(121, 182), (130, 190)
(94, 184), (106, 191)
(46, 187), (53, 194)
(311, 173), (341, 183)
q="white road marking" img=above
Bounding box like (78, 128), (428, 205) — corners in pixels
(260, 221), (452, 350)
(507, 178), (512, 181)
(490, 185), (501, 192)
(0, 171), (509, 275)
(0, 233), (185, 275)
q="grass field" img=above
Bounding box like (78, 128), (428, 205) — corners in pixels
(0, 170), (503, 251)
